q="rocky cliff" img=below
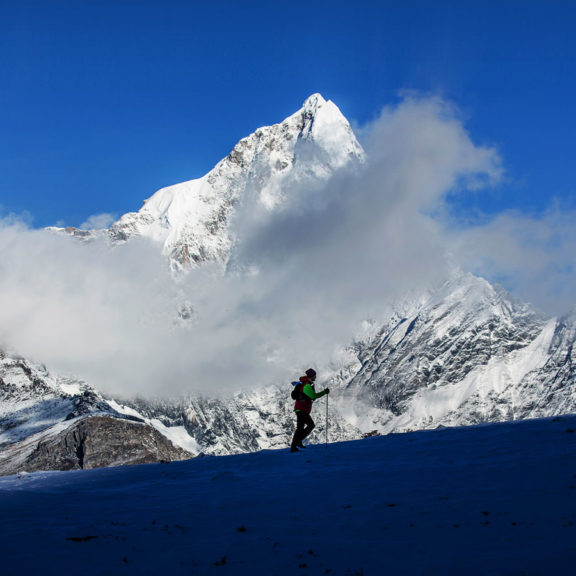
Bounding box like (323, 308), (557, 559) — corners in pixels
(0, 352), (192, 476)
(0, 415), (192, 476)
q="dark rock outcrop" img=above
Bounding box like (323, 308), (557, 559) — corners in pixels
(0, 415), (192, 476)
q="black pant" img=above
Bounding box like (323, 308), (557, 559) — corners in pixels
(291, 412), (315, 449)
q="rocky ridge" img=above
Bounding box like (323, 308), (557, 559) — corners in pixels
(331, 272), (574, 434)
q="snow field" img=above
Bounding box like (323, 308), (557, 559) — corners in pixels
(1, 415), (575, 575)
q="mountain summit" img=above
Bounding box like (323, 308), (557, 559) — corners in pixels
(109, 94), (364, 268)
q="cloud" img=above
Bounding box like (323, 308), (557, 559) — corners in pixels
(450, 204), (576, 315)
(231, 95), (502, 324)
(0, 223), (179, 393)
(2, 94), (572, 399)
(79, 213), (117, 230)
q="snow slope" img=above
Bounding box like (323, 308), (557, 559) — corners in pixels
(1, 415), (575, 575)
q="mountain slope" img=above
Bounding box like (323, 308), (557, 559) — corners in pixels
(333, 272), (575, 434)
(0, 352), (193, 475)
(1, 415), (575, 575)
(117, 388), (360, 456)
(516, 307), (576, 417)
(0, 345), (359, 474)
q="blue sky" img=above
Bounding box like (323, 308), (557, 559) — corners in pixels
(2, 0), (575, 228)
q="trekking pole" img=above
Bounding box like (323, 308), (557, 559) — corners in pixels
(325, 391), (329, 448)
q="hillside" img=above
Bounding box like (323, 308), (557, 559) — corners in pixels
(1, 416), (575, 575)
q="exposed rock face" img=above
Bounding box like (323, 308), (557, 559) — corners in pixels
(0, 353), (192, 476)
(0, 415), (192, 476)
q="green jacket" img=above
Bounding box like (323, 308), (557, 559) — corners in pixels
(303, 383), (328, 400)
(294, 382), (328, 413)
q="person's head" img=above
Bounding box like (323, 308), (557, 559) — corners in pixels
(305, 368), (317, 382)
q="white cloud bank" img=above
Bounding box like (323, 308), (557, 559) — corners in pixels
(451, 204), (576, 315)
(0, 96), (573, 397)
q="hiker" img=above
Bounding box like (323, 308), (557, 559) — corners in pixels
(290, 368), (330, 452)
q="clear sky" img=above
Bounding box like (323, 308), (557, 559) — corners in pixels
(2, 0), (575, 228)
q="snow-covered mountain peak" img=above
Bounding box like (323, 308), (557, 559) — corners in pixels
(108, 95), (364, 268)
(292, 92), (338, 122)
(301, 92), (326, 110)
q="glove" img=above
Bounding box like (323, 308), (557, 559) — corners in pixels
(324, 388), (330, 395)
